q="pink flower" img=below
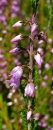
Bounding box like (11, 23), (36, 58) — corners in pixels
(24, 83), (35, 97)
(9, 47), (19, 54)
(11, 34), (23, 42)
(31, 23), (38, 33)
(27, 110), (32, 120)
(34, 53), (43, 67)
(34, 113), (40, 120)
(12, 21), (23, 28)
(38, 40), (44, 44)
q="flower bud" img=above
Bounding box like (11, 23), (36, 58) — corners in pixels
(9, 47), (20, 54)
(12, 21), (23, 28)
(31, 23), (38, 33)
(11, 34), (23, 42)
(24, 83), (35, 97)
(27, 110), (32, 120)
(34, 53), (43, 67)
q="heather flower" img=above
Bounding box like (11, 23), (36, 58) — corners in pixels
(38, 40), (44, 44)
(34, 113), (40, 120)
(37, 48), (43, 55)
(9, 66), (23, 88)
(9, 47), (20, 54)
(27, 110), (32, 120)
(24, 83), (35, 97)
(10, 66), (23, 78)
(38, 121), (47, 127)
(48, 128), (53, 130)
(11, 34), (23, 42)
(31, 23), (38, 33)
(12, 21), (23, 28)
(34, 52), (43, 67)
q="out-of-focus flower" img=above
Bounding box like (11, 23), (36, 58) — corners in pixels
(44, 75), (48, 80)
(7, 102), (13, 106)
(48, 128), (53, 130)
(11, 34), (23, 42)
(38, 40), (44, 44)
(34, 52), (43, 67)
(45, 63), (50, 69)
(34, 113), (40, 120)
(9, 47), (20, 54)
(41, 81), (46, 87)
(37, 48), (43, 55)
(38, 121), (47, 127)
(51, 48), (53, 54)
(24, 82), (35, 97)
(12, 21), (23, 28)
(27, 110), (32, 120)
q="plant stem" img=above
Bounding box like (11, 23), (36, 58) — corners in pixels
(28, 15), (35, 130)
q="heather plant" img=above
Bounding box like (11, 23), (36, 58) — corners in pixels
(0, 0), (53, 130)
(8, 0), (53, 130)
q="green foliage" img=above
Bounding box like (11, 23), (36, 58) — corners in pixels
(20, 107), (28, 130)
(33, 65), (40, 86)
(30, 0), (39, 14)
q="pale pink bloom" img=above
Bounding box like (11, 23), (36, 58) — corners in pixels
(34, 53), (43, 67)
(11, 34), (23, 42)
(51, 48), (53, 53)
(48, 38), (52, 43)
(45, 63), (50, 69)
(12, 21), (23, 28)
(31, 23), (38, 33)
(41, 81), (46, 87)
(24, 83), (35, 97)
(44, 75), (48, 80)
(7, 102), (13, 106)
(38, 40), (44, 44)
(34, 113), (40, 120)
(27, 110), (32, 120)
(37, 48), (43, 55)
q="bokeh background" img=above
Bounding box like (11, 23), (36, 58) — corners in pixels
(0, 0), (53, 130)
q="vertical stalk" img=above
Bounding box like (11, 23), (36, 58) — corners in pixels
(28, 15), (35, 130)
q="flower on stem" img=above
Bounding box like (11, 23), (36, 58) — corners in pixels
(24, 82), (35, 97)
(11, 34), (23, 43)
(27, 110), (32, 121)
(9, 47), (20, 54)
(9, 66), (23, 88)
(10, 66), (23, 78)
(12, 21), (23, 28)
(31, 23), (38, 33)
(34, 52), (43, 67)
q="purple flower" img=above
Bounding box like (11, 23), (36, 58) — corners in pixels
(11, 34), (23, 43)
(10, 76), (20, 88)
(48, 128), (53, 130)
(9, 66), (23, 88)
(34, 53), (43, 67)
(12, 21), (23, 28)
(24, 83), (35, 97)
(10, 66), (23, 79)
(27, 110), (32, 120)
(9, 47), (20, 54)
